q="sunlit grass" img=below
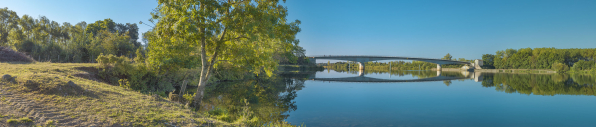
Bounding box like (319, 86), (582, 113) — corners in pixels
(0, 62), (231, 126)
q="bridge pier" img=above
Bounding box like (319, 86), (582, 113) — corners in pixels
(437, 64), (442, 71)
(359, 62), (365, 70)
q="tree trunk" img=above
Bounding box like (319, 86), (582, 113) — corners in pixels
(193, 27), (227, 108)
(179, 80), (188, 99)
(194, 26), (208, 108)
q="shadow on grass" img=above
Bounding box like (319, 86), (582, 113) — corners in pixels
(9, 72), (123, 100)
(73, 67), (110, 84)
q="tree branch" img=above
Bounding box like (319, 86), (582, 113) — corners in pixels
(204, 27), (227, 79)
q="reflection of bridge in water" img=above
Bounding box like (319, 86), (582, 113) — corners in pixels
(308, 71), (484, 83)
(308, 55), (475, 71)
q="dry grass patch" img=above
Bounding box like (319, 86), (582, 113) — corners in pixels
(0, 62), (231, 126)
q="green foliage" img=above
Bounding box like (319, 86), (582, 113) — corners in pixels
(86, 18), (116, 35)
(6, 119), (18, 124)
(552, 62), (569, 73)
(482, 54), (495, 69)
(144, 30), (200, 72)
(134, 48), (145, 63)
(96, 53), (211, 94)
(183, 93), (195, 104)
(18, 117), (33, 123)
(0, 8), (143, 63)
(209, 108), (233, 122)
(148, 0), (302, 77)
(571, 60), (594, 71)
(201, 76), (305, 126)
(442, 53), (452, 60)
(45, 120), (56, 127)
(443, 80), (452, 86)
(6, 117), (33, 124)
(97, 53), (173, 92)
(489, 48), (596, 70)
(482, 73), (596, 96)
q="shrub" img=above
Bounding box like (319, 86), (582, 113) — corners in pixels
(97, 53), (174, 93)
(552, 62), (569, 73)
(7, 119), (18, 124)
(0, 46), (35, 63)
(182, 93), (195, 104)
(19, 117), (33, 123)
(45, 120), (56, 127)
(572, 60), (594, 71)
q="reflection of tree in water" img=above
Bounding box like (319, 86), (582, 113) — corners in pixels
(443, 80), (452, 86)
(481, 73), (596, 96)
(201, 75), (306, 124)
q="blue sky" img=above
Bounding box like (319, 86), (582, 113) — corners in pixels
(3, 0), (596, 60)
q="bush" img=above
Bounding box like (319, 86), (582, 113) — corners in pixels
(19, 117), (33, 123)
(97, 53), (163, 92)
(552, 62), (569, 73)
(0, 46), (35, 63)
(45, 120), (56, 127)
(97, 53), (196, 93)
(7, 119), (18, 124)
(182, 93), (195, 104)
(572, 60), (594, 71)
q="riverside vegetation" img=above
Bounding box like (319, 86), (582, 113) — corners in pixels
(0, 48), (312, 126)
(0, 0), (314, 126)
(2, 1), (595, 126)
(325, 48), (596, 74)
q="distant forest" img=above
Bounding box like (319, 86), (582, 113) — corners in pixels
(0, 7), (313, 65)
(0, 8), (143, 63)
(482, 48), (596, 72)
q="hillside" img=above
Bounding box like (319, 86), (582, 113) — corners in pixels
(0, 62), (231, 126)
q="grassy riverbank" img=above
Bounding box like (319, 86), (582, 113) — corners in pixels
(0, 62), (234, 126)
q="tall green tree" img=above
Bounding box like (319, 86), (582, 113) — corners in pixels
(442, 53), (452, 60)
(150, 0), (301, 107)
(0, 7), (20, 46)
(482, 54), (495, 69)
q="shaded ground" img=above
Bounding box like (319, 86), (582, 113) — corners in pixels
(0, 46), (35, 63)
(0, 84), (101, 126)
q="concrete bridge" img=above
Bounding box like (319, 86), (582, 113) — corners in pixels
(308, 55), (474, 70)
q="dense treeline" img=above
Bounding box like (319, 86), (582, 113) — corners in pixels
(482, 48), (596, 73)
(0, 7), (143, 63)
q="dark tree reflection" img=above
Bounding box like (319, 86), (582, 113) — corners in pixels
(196, 74), (309, 125)
(481, 73), (596, 96)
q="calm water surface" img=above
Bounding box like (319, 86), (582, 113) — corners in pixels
(198, 69), (596, 127)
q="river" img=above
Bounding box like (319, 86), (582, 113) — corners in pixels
(190, 69), (596, 126)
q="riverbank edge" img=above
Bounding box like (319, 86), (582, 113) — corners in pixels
(434, 68), (557, 74)
(278, 64), (324, 72)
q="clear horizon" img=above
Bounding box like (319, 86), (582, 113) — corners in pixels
(3, 0), (595, 60)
